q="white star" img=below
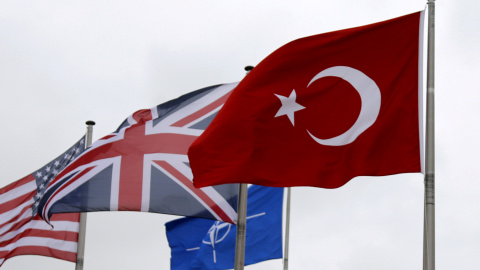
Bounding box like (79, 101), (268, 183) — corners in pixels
(54, 160), (60, 167)
(36, 171), (42, 177)
(274, 90), (305, 126)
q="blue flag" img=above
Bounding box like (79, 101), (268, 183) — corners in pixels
(165, 185), (283, 270)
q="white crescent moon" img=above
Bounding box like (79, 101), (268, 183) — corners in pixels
(306, 66), (381, 146)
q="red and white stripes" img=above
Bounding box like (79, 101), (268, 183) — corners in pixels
(0, 175), (79, 266)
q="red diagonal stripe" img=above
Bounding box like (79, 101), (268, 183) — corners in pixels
(154, 160), (234, 223)
(43, 166), (95, 217)
(171, 91), (232, 127)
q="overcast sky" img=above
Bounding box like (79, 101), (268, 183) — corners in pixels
(1, 1), (479, 269)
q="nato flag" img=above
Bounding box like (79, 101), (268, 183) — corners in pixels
(165, 185), (283, 270)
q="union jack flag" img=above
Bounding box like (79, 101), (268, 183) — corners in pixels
(37, 83), (240, 224)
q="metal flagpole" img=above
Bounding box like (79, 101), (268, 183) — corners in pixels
(233, 66), (254, 270)
(424, 1), (435, 270)
(75, 120), (95, 270)
(283, 187), (291, 270)
(234, 183), (248, 270)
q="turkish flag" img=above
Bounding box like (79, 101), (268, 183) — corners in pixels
(190, 11), (425, 189)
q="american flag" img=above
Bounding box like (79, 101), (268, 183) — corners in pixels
(0, 137), (85, 266)
(38, 83), (240, 224)
(31, 138), (85, 217)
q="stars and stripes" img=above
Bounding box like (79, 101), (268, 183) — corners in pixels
(0, 137), (85, 267)
(31, 138), (85, 217)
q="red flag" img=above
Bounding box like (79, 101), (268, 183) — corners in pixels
(190, 11), (425, 189)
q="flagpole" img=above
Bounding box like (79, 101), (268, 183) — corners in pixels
(234, 183), (248, 270)
(233, 66), (255, 270)
(424, 1), (435, 270)
(75, 120), (95, 270)
(283, 187), (291, 270)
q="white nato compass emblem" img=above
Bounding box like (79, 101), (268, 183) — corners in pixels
(186, 212), (266, 263)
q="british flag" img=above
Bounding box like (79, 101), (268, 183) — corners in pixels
(37, 83), (240, 224)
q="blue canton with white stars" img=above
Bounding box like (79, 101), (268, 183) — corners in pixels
(31, 136), (86, 217)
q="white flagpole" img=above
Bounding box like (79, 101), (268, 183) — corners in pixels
(283, 187), (291, 270)
(233, 66), (254, 270)
(75, 120), (95, 270)
(424, 1), (435, 270)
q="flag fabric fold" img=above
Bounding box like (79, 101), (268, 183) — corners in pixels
(0, 137), (85, 267)
(165, 185), (283, 270)
(38, 83), (240, 224)
(190, 12), (425, 189)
